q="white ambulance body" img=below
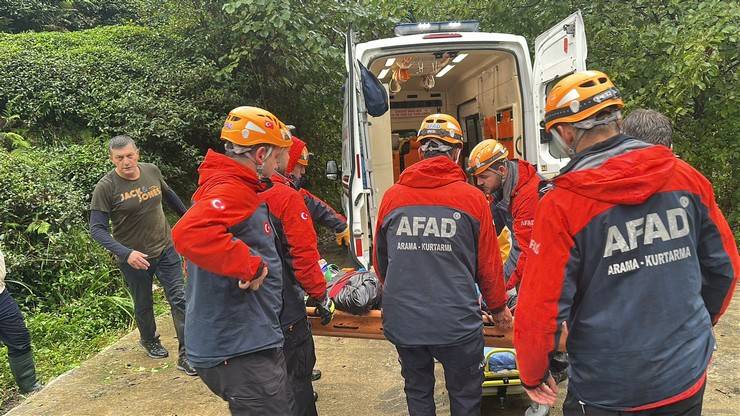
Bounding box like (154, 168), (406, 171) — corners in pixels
(338, 12), (587, 267)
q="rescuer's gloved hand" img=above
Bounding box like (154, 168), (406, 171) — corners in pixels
(335, 228), (350, 247)
(315, 296), (335, 325)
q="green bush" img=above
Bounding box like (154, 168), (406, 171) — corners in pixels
(0, 142), (147, 409)
(0, 144), (122, 307)
(0, 0), (139, 33)
(0, 25), (241, 193)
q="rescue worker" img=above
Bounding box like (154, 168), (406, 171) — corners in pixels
(467, 139), (540, 292)
(286, 136), (350, 247)
(373, 114), (513, 416)
(171, 106), (295, 415)
(514, 71), (739, 415)
(622, 108), (673, 148)
(260, 152), (335, 416)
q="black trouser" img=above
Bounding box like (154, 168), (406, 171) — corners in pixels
(563, 382), (706, 416)
(395, 331), (484, 416)
(196, 348), (294, 416)
(0, 289), (32, 358)
(283, 317), (318, 416)
(119, 245), (186, 357)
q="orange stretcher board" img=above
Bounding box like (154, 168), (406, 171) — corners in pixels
(306, 308), (567, 350)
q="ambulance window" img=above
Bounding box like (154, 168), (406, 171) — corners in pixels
(463, 114), (481, 159)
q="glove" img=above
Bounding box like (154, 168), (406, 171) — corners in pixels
(335, 228), (350, 247)
(315, 296), (335, 325)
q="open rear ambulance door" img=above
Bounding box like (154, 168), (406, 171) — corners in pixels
(532, 11), (587, 177)
(342, 28), (374, 268)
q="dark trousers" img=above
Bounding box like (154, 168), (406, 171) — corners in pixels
(395, 331), (484, 416)
(0, 289), (32, 358)
(196, 348), (294, 416)
(119, 245), (186, 357)
(563, 382), (706, 416)
(283, 318), (318, 416)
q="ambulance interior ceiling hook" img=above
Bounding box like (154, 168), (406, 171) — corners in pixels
(390, 56), (414, 93)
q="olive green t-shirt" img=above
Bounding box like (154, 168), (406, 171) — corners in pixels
(90, 163), (173, 258)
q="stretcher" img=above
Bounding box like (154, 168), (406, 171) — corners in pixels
(307, 307), (515, 346)
(306, 307), (566, 350)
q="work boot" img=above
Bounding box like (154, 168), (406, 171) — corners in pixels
(139, 339), (168, 359)
(311, 369), (322, 381)
(8, 351), (42, 393)
(177, 356), (197, 376)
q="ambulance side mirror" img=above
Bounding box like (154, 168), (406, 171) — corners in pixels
(326, 160), (339, 181)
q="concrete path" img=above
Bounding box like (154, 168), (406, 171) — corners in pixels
(6, 287), (739, 415)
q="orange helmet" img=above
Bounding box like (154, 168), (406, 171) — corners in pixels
(466, 139), (509, 176)
(220, 106), (292, 148)
(544, 70), (624, 132)
(416, 114), (465, 146)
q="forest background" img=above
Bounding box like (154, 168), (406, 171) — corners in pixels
(0, 0), (737, 409)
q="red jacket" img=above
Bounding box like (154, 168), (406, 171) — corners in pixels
(261, 174), (326, 300)
(171, 150), (287, 367)
(514, 136), (738, 410)
(172, 150), (265, 281)
(373, 156), (507, 346)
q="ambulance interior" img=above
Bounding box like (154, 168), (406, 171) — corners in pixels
(365, 50), (525, 199)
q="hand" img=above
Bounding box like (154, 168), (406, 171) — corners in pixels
(315, 296), (335, 325)
(127, 250), (150, 270)
(524, 375), (558, 407)
(239, 265), (268, 291)
(492, 306), (513, 330)
(335, 228), (350, 247)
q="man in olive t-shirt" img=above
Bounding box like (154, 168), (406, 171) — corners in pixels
(89, 135), (195, 376)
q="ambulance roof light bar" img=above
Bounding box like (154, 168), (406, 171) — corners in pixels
(394, 20), (480, 37)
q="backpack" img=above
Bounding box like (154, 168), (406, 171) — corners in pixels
(359, 61), (389, 117)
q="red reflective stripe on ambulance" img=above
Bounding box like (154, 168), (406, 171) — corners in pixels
(423, 33), (462, 39)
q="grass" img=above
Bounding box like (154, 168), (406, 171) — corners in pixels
(0, 284), (169, 412)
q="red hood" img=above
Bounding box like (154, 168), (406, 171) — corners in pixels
(287, 136), (306, 173)
(192, 149), (263, 201)
(514, 159), (539, 193)
(397, 156), (467, 189)
(554, 145), (676, 205)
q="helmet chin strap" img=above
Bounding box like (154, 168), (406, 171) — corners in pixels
(246, 146), (273, 179)
(571, 127), (588, 154)
(552, 126), (582, 156)
(569, 110), (622, 154)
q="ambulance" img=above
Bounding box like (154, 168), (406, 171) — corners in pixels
(331, 11), (587, 268)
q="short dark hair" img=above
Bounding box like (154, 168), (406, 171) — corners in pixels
(622, 109), (673, 147)
(108, 135), (137, 152)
